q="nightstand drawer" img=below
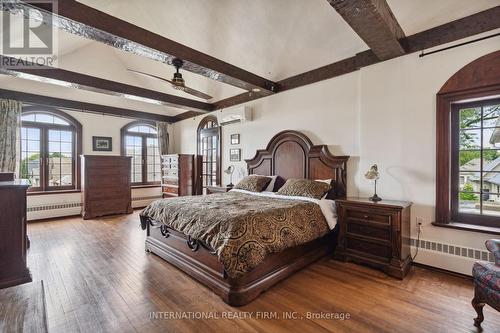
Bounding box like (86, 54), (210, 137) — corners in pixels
(345, 208), (390, 224)
(346, 221), (390, 241)
(345, 236), (391, 262)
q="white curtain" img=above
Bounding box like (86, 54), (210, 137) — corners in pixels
(0, 99), (21, 173)
(156, 121), (170, 155)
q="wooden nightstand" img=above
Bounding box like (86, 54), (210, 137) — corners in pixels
(335, 198), (412, 279)
(206, 185), (232, 194)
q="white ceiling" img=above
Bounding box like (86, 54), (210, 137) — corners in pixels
(78, 0), (370, 81)
(387, 0), (500, 36)
(1, 0), (499, 116)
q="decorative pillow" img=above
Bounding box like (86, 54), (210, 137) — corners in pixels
(277, 179), (331, 199)
(234, 175), (272, 192)
(271, 175), (286, 192)
(316, 179), (337, 200)
(250, 174), (287, 192)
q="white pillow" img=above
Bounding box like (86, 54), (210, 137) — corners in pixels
(252, 174), (278, 192)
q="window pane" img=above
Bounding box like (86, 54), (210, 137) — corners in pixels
(483, 104), (500, 128)
(20, 127), (41, 187)
(27, 140), (40, 151)
(458, 192), (480, 215)
(34, 114), (54, 124)
(459, 129), (481, 149)
(146, 137), (160, 182)
(483, 128), (500, 149)
(483, 150), (500, 169)
(48, 129), (73, 187)
(127, 125), (155, 134)
(21, 114), (35, 122)
(128, 126), (140, 132)
(483, 193), (500, 216)
(459, 151), (481, 171)
(27, 128), (39, 140)
(459, 107), (481, 129)
(52, 116), (69, 125)
(483, 171), (500, 192)
(125, 135), (143, 183)
(22, 112), (70, 125)
(459, 172), (480, 191)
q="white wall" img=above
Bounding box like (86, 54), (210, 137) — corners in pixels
(172, 33), (500, 275)
(27, 110), (163, 221)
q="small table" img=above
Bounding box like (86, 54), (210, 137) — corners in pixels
(206, 185), (232, 195)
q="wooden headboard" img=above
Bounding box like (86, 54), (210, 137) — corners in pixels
(246, 130), (349, 198)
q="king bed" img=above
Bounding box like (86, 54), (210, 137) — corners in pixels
(140, 130), (349, 306)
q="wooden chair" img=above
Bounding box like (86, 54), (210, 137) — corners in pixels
(471, 239), (500, 327)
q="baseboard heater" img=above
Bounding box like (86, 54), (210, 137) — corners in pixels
(410, 238), (494, 263)
(27, 202), (81, 212)
(27, 195), (162, 212)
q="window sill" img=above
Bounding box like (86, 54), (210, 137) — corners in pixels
(27, 189), (81, 196)
(131, 184), (161, 189)
(432, 221), (500, 235)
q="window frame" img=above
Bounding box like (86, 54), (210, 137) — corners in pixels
(197, 116), (221, 190)
(435, 51), (500, 233)
(120, 120), (161, 186)
(450, 98), (500, 227)
(20, 107), (82, 193)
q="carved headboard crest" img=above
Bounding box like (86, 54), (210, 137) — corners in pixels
(245, 130), (349, 198)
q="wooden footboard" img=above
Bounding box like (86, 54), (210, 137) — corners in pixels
(146, 218), (339, 306)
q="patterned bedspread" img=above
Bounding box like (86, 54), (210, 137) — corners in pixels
(140, 191), (330, 278)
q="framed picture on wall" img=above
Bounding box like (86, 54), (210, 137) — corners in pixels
(229, 148), (241, 162)
(230, 134), (240, 145)
(92, 136), (112, 151)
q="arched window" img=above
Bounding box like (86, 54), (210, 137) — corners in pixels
(197, 116), (221, 191)
(121, 121), (161, 185)
(20, 107), (82, 192)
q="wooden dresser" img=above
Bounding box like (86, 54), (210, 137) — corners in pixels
(81, 155), (133, 219)
(0, 179), (31, 289)
(161, 154), (201, 198)
(335, 198), (412, 279)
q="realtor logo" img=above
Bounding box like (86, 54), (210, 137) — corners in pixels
(1, 0), (58, 67)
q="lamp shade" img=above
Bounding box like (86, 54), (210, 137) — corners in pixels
(224, 165), (234, 175)
(364, 164), (379, 180)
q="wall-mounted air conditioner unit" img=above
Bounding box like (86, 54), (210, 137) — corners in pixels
(216, 106), (252, 126)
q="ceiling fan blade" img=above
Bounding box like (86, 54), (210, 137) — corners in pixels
(127, 68), (174, 85)
(182, 86), (213, 100)
(128, 68), (212, 100)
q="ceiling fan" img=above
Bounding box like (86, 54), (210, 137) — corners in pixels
(128, 58), (213, 100)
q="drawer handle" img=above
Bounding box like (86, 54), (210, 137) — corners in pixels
(364, 215), (370, 219)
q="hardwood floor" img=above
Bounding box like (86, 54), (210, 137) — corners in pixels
(0, 281), (48, 333)
(24, 212), (500, 333)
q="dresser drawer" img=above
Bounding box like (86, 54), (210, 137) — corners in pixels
(346, 221), (390, 241)
(163, 163), (178, 169)
(345, 236), (391, 262)
(162, 156), (178, 164)
(163, 169), (179, 177)
(345, 208), (391, 224)
(163, 179), (178, 186)
(163, 185), (179, 195)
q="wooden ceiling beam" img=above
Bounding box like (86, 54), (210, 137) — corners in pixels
(0, 55), (213, 113)
(21, 0), (276, 94)
(406, 6), (500, 52)
(326, 0), (406, 60)
(0, 88), (176, 122)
